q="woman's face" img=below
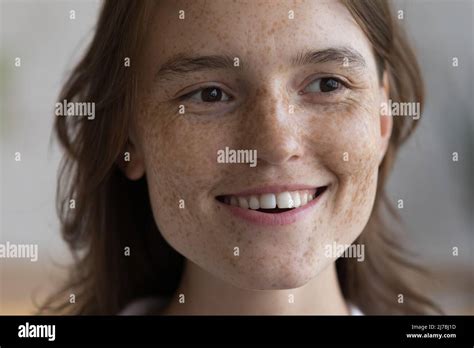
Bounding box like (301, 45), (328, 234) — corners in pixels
(130, 0), (391, 290)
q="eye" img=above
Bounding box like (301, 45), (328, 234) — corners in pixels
(304, 77), (344, 93)
(185, 87), (231, 103)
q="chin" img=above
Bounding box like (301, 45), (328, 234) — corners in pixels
(219, 257), (321, 291)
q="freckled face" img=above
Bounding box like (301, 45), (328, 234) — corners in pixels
(133, 0), (388, 289)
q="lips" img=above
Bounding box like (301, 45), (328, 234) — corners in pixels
(216, 185), (328, 225)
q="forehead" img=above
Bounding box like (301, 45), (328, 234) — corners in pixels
(145, 0), (376, 73)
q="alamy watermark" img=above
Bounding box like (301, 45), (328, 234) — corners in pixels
(18, 322), (55, 341)
(0, 241), (38, 262)
(217, 147), (257, 167)
(55, 99), (95, 120)
(380, 99), (420, 120)
(324, 242), (365, 262)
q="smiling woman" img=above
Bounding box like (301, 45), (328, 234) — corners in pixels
(40, 0), (442, 315)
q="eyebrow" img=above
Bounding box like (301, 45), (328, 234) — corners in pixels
(154, 47), (367, 83)
(154, 53), (236, 82)
(291, 47), (367, 70)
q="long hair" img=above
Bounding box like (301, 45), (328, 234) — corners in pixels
(40, 0), (442, 314)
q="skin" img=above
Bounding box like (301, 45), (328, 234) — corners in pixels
(124, 0), (392, 315)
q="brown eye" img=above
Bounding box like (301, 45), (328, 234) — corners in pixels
(305, 77), (343, 93)
(187, 87), (230, 103)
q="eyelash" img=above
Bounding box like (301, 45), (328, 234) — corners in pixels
(178, 76), (349, 104)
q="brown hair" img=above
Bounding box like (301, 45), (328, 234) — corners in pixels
(41, 0), (442, 314)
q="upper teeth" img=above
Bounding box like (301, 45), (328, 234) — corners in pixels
(226, 190), (316, 210)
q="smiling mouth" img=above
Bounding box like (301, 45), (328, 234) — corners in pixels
(216, 186), (328, 214)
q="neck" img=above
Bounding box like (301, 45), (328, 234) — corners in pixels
(162, 260), (350, 315)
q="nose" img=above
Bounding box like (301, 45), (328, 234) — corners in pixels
(242, 86), (304, 166)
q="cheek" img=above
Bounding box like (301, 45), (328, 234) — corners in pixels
(308, 97), (381, 242)
(311, 95), (381, 183)
(134, 98), (233, 263)
(315, 98), (381, 170)
(137, 99), (222, 198)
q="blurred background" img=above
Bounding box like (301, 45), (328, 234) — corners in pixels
(0, 0), (472, 314)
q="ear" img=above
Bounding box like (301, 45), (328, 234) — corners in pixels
(118, 128), (145, 180)
(378, 71), (393, 165)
